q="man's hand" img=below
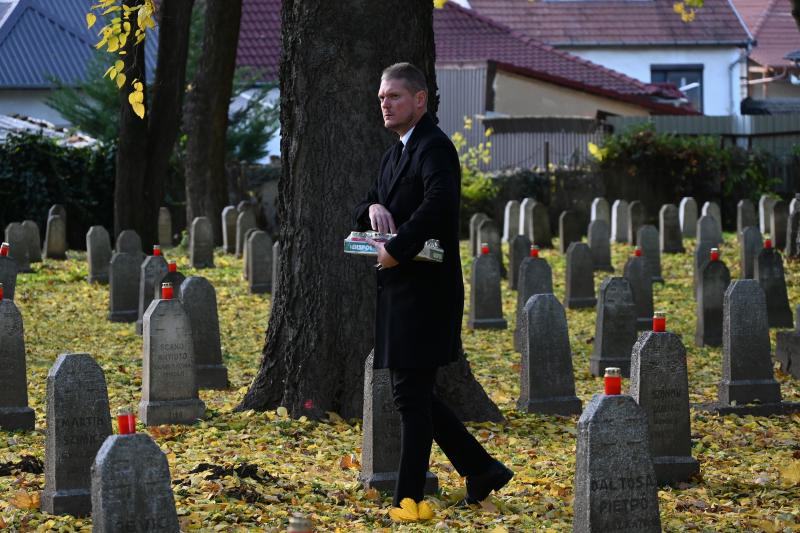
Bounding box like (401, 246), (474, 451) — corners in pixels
(365, 236), (399, 270)
(368, 204), (397, 234)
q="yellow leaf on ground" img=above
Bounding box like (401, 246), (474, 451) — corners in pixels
(780, 460), (800, 486)
(9, 490), (40, 510)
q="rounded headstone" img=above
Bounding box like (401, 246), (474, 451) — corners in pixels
(565, 242), (596, 309)
(591, 277), (637, 377)
(679, 197), (697, 238)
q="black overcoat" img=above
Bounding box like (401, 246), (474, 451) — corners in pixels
(352, 113), (463, 369)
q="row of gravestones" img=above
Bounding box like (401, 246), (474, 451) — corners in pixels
(4, 204), (68, 272)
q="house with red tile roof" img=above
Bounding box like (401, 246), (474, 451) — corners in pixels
(466, 0), (754, 115)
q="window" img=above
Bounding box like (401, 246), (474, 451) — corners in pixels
(651, 64), (703, 113)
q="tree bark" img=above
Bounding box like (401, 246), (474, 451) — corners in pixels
(183, 0), (242, 244)
(792, 0), (800, 32)
(238, 0), (500, 423)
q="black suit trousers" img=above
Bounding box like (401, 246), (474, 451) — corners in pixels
(389, 367), (494, 506)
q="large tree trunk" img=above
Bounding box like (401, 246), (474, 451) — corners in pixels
(792, 0), (800, 32)
(183, 0), (242, 244)
(238, 0), (501, 423)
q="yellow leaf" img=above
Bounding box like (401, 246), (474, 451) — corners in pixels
(433, 0), (447, 7)
(116, 73), (126, 89)
(86, 12), (97, 28)
(9, 490), (40, 510)
(276, 406), (288, 417)
(114, 59), (124, 72)
(108, 35), (120, 52)
(131, 101), (145, 119)
(780, 460), (800, 486)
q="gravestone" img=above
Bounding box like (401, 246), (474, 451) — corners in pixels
(48, 203), (66, 224)
(759, 195), (776, 234)
(590, 197), (609, 224)
(624, 252), (653, 330)
(157, 207), (172, 247)
(22, 220), (42, 263)
(91, 433), (179, 533)
(154, 263), (185, 300)
(695, 250), (731, 347)
(518, 198), (535, 242)
(42, 353), (112, 516)
(770, 199), (789, 250)
(136, 253), (168, 335)
(739, 226), (762, 279)
(776, 305), (800, 380)
(468, 248), (507, 329)
(180, 277), (229, 389)
(469, 213), (489, 258)
(637, 225), (663, 283)
(573, 394), (661, 533)
(108, 252), (140, 322)
(235, 210), (257, 259)
(696, 215), (722, 248)
(591, 277), (637, 377)
(630, 329), (699, 485)
(679, 197), (697, 238)
(502, 200), (520, 243)
(115, 229), (143, 256)
(754, 242), (793, 328)
(587, 219), (613, 272)
(247, 230), (273, 294)
(565, 242), (596, 309)
(360, 350), (437, 493)
(237, 200), (254, 213)
(478, 218), (505, 276)
(86, 226), (112, 284)
(508, 234), (531, 290)
(272, 241), (280, 297)
(610, 199), (629, 243)
(139, 295), (206, 425)
(701, 201), (722, 235)
(519, 293), (582, 415)
(785, 210), (800, 258)
(627, 201), (645, 245)
(5, 223), (30, 273)
(558, 210), (581, 254)
(791, 193), (800, 216)
(221, 205), (238, 254)
(514, 250), (553, 352)
(43, 215), (67, 260)
(531, 201), (553, 249)
(659, 204), (684, 253)
(241, 227), (258, 280)
(0, 296), (35, 430)
(737, 199), (756, 236)
(189, 216), (215, 268)
(0, 252), (17, 301)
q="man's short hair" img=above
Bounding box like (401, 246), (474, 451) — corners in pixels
(381, 62), (428, 94)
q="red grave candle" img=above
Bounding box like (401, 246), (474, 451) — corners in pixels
(634, 247), (642, 257)
(481, 243), (489, 255)
(168, 261), (177, 273)
(764, 238), (773, 249)
(153, 245), (161, 256)
(0, 282), (4, 301)
(116, 407), (136, 435)
(710, 248), (720, 262)
(653, 311), (666, 332)
(530, 245), (539, 258)
(604, 367), (621, 395)
(161, 282), (173, 300)
(0, 242), (8, 256)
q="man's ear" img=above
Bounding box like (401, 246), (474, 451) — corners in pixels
(416, 90), (427, 109)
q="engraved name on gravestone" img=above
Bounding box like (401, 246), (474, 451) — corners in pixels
(5, 223), (30, 273)
(531, 201), (552, 248)
(0, 296), (35, 430)
(502, 200), (520, 243)
(588, 219), (613, 272)
(469, 213), (489, 258)
(559, 210), (582, 254)
(610, 199), (629, 243)
(679, 197), (697, 238)
(180, 277), (228, 389)
(776, 305), (800, 380)
(91, 433), (179, 533)
(360, 350), (437, 494)
(696, 250), (731, 347)
(627, 201), (645, 246)
(0, 249), (18, 301)
(519, 198), (535, 242)
(508, 234), (531, 291)
(42, 353), (112, 517)
(518, 293), (582, 415)
(115, 229), (143, 257)
(771, 200), (789, 250)
(136, 252), (168, 336)
(659, 204), (684, 253)
(630, 329), (700, 485)
(759, 195), (776, 234)
(157, 207), (172, 248)
(755, 241), (793, 328)
(637, 225), (663, 283)
(478, 218), (505, 276)
(739, 226), (762, 279)
(785, 210), (800, 258)
(701, 201), (722, 235)
(189, 216), (215, 269)
(468, 247), (507, 329)
(565, 242), (596, 309)
(43, 215), (67, 260)
(22, 220), (42, 263)
(86, 226), (112, 284)
(591, 197), (609, 224)
(514, 248), (553, 352)
(573, 394), (661, 533)
(235, 210), (257, 259)
(591, 277), (637, 377)
(624, 251), (653, 330)
(108, 252), (140, 323)
(737, 199), (756, 237)
(221, 205), (238, 254)
(247, 230), (273, 294)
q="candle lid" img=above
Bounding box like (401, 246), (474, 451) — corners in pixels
(604, 367), (620, 378)
(153, 245), (161, 256)
(117, 406), (133, 415)
(654, 311), (666, 318)
(0, 242), (8, 256)
(530, 245), (539, 257)
(634, 246), (642, 257)
(481, 243), (489, 254)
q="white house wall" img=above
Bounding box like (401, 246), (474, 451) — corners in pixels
(0, 89), (68, 126)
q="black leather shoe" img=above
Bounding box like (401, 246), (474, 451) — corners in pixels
(464, 460), (514, 503)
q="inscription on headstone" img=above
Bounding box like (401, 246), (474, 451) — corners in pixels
(565, 242), (596, 309)
(591, 277), (637, 377)
(0, 297), (35, 430)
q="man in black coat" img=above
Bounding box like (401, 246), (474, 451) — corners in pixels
(352, 63), (512, 522)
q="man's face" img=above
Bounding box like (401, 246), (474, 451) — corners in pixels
(378, 78), (425, 136)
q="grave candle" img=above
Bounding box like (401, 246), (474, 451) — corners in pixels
(0, 242), (8, 256)
(161, 282), (173, 300)
(710, 248), (720, 262)
(0, 282), (3, 301)
(634, 246), (642, 257)
(604, 367), (621, 395)
(530, 245), (539, 258)
(153, 245), (161, 256)
(653, 311), (666, 332)
(481, 243), (489, 255)
(764, 238), (773, 249)
(168, 261), (177, 273)
(116, 407), (136, 435)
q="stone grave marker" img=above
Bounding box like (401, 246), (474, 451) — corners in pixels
(627, 201), (645, 245)
(115, 229), (143, 256)
(565, 242), (596, 309)
(791, 193), (800, 215)
(759, 195), (776, 234)
(91, 433), (179, 533)
(235, 210), (257, 259)
(478, 218), (505, 276)
(136, 250), (168, 335)
(108, 252), (140, 322)
(588, 219), (613, 271)
(701, 201), (722, 234)
(189, 216), (215, 268)
(558, 210), (581, 254)
(0, 244), (18, 301)
(696, 214), (722, 248)
(468, 245), (507, 329)
(139, 292), (206, 425)
(739, 226), (762, 279)
(241, 227), (258, 280)
(785, 210), (800, 257)
(157, 207), (172, 247)
(531, 201), (552, 248)
(776, 305), (800, 380)
(469, 213), (489, 258)
(630, 325), (700, 485)
(770, 199), (789, 250)
(755, 240), (793, 328)
(591, 277), (637, 377)
(180, 276), (228, 389)
(272, 241), (280, 297)
(514, 247), (553, 352)
(624, 250), (653, 330)
(42, 353), (112, 516)
(591, 197), (609, 223)
(247, 230), (273, 294)
(0, 295), (35, 430)
(502, 200), (520, 243)
(22, 220), (42, 263)
(154, 261), (185, 300)
(573, 393), (661, 533)
(659, 204), (684, 253)
(610, 199), (629, 243)
(679, 197), (697, 238)
(237, 200), (254, 213)
(518, 198), (535, 242)
(221, 205), (238, 254)
(5, 223), (30, 273)
(43, 215), (67, 260)
(48, 203), (66, 224)
(86, 226), (112, 284)
(695, 249), (730, 347)
(637, 225), (663, 283)
(518, 293), (582, 415)
(360, 350), (437, 494)
(508, 234), (531, 290)
(737, 199), (756, 236)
